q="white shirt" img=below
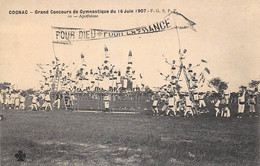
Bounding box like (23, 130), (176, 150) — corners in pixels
(238, 96), (245, 103)
(104, 95), (109, 101)
(224, 95), (229, 104)
(45, 95), (51, 101)
(14, 93), (19, 99)
(194, 93), (199, 100)
(215, 100), (220, 107)
(153, 100), (158, 106)
(20, 96), (25, 102)
(32, 96), (37, 103)
(185, 96), (192, 106)
(168, 97), (175, 106)
(199, 94), (205, 100)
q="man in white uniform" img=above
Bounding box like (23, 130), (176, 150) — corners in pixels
(237, 90), (246, 118)
(30, 94), (38, 111)
(221, 93), (231, 118)
(104, 94), (110, 112)
(184, 94), (194, 117)
(44, 92), (52, 111)
(52, 92), (62, 109)
(4, 92), (10, 109)
(215, 96), (221, 117)
(161, 96), (169, 116)
(152, 96), (159, 116)
(168, 94), (176, 116)
(10, 91), (15, 109)
(248, 92), (257, 117)
(19, 94), (26, 110)
(199, 92), (207, 113)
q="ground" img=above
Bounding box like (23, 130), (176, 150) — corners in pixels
(0, 106), (259, 166)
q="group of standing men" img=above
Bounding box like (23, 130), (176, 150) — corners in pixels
(152, 91), (207, 117)
(0, 90), (26, 110)
(152, 89), (258, 118)
(0, 89), (77, 111)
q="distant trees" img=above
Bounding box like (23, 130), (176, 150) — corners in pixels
(248, 80), (260, 92)
(208, 77), (228, 93)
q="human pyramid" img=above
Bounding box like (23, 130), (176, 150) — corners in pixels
(150, 48), (258, 118)
(0, 47), (258, 117)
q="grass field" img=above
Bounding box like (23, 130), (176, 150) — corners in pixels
(0, 106), (259, 166)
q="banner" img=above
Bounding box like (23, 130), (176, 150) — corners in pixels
(53, 11), (196, 44)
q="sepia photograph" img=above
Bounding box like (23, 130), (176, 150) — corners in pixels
(0, 0), (259, 165)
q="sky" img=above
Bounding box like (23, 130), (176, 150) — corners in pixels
(0, 0), (259, 91)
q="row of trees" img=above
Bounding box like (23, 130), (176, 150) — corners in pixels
(208, 78), (259, 93)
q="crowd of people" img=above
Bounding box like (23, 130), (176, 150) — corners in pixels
(0, 89), (77, 111)
(151, 89), (258, 118)
(0, 87), (258, 118)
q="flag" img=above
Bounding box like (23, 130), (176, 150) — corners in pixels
(53, 10), (196, 44)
